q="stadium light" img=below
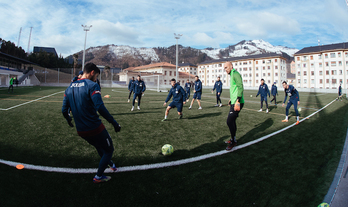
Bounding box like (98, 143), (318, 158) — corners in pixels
(82, 25), (92, 71)
(174, 33), (183, 81)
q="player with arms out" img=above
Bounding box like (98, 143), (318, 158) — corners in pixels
(62, 63), (121, 183)
(189, 76), (203, 110)
(128, 77), (135, 102)
(224, 62), (244, 151)
(131, 75), (146, 111)
(282, 81), (300, 125)
(162, 78), (186, 121)
(212, 76), (223, 107)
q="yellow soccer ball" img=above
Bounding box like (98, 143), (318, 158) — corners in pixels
(162, 144), (174, 156)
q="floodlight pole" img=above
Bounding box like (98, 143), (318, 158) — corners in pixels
(82, 25), (92, 71)
(174, 33), (182, 82)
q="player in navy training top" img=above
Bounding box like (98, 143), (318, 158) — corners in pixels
(256, 79), (270, 113)
(270, 82), (278, 105)
(281, 81), (300, 125)
(72, 71), (83, 82)
(162, 78), (186, 121)
(131, 75), (146, 111)
(62, 63), (121, 183)
(212, 76), (223, 107)
(338, 84), (343, 101)
(184, 79), (191, 102)
(189, 76), (203, 110)
(128, 77), (135, 102)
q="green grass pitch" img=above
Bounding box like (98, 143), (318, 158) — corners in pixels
(0, 86), (347, 206)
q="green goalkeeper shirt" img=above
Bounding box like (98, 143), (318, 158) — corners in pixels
(229, 68), (244, 104)
(9, 78), (13, 85)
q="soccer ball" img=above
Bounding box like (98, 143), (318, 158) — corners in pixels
(298, 107), (302, 112)
(162, 144), (174, 156)
(317, 203), (329, 207)
(250, 95), (252, 97)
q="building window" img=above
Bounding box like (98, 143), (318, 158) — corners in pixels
(330, 53), (336, 58)
(311, 79), (314, 84)
(331, 62), (336, 67)
(275, 59), (278, 62)
(297, 57), (300, 61)
(310, 56), (313, 60)
(346, 52), (348, 57)
(263, 60), (265, 64)
(256, 67), (259, 70)
(332, 79), (337, 84)
(263, 73), (266, 77)
(340, 79), (342, 84)
(298, 79), (301, 83)
(304, 79), (307, 84)
(256, 73), (259, 77)
(326, 79), (329, 83)
(298, 71), (301, 76)
(275, 73), (278, 76)
(332, 70), (337, 75)
(318, 54), (322, 59)
(256, 80), (259, 83)
(275, 66), (278, 69)
(303, 56), (307, 61)
(174, 72), (176, 76)
(303, 63), (306, 68)
(319, 71), (322, 75)
(268, 66), (270, 70)
(268, 73), (270, 76)
(320, 79), (323, 84)
(297, 64), (300, 68)
(325, 54), (328, 58)
(339, 61), (342, 66)
(165, 71), (167, 75)
(256, 61), (258, 64)
(303, 71), (307, 76)
(326, 71), (329, 75)
(263, 67), (265, 70)
(311, 71), (314, 76)
(338, 52), (341, 57)
(319, 63), (322, 67)
(339, 70), (343, 75)
(325, 62), (329, 67)
(170, 71), (172, 76)
(311, 63), (314, 68)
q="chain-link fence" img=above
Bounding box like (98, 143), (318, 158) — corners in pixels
(34, 68), (123, 87)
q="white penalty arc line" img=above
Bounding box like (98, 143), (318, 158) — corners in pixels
(0, 91), (64, 111)
(0, 99), (337, 173)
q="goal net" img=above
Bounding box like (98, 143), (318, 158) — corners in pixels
(141, 75), (169, 92)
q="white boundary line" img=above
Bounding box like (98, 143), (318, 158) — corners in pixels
(0, 99), (336, 173)
(0, 91), (64, 111)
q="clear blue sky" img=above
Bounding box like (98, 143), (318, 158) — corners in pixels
(1, 0), (348, 57)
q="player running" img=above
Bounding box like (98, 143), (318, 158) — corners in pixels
(270, 82), (278, 105)
(128, 77), (135, 102)
(223, 62), (244, 151)
(162, 78), (186, 121)
(131, 75), (146, 111)
(256, 79), (270, 113)
(212, 76), (223, 107)
(338, 83), (343, 101)
(281, 81), (300, 125)
(62, 63), (121, 183)
(184, 79), (191, 102)
(189, 76), (202, 110)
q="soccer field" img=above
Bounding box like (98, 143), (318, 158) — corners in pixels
(0, 86), (347, 206)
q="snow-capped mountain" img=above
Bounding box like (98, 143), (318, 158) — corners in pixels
(68, 40), (298, 68)
(201, 39), (298, 59)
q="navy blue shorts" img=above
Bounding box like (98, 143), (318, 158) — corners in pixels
(169, 101), (183, 112)
(261, 96), (268, 102)
(193, 92), (202, 100)
(81, 128), (114, 154)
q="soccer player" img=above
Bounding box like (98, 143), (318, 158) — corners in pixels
(8, 76), (14, 93)
(281, 81), (300, 125)
(62, 63), (121, 183)
(338, 83), (343, 101)
(270, 81), (278, 105)
(128, 77), (135, 102)
(184, 79), (191, 102)
(72, 71), (83, 82)
(189, 76), (202, 110)
(162, 78), (186, 121)
(131, 75), (146, 111)
(212, 76), (223, 107)
(223, 62), (244, 151)
(256, 79), (270, 113)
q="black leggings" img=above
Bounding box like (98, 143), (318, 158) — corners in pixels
(270, 95), (276, 103)
(128, 91), (133, 99)
(226, 103), (244, 141)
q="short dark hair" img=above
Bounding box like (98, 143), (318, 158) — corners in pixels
(282, 81), (287, 85)
(171, 78), (176, 82)
(84, 63), (100, 74)
(137, 75), (141, 78)
(261, 78), (264, 81)
(195, 75), (199, 78)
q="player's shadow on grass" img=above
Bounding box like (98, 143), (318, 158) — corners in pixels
(268, 105), (277, 112)
(188, 112), (222, 120)
(111, 111), (158, 116)
(238, 118), (274, 144)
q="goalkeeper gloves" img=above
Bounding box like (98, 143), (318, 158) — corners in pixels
(114, 124), (121, 133)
